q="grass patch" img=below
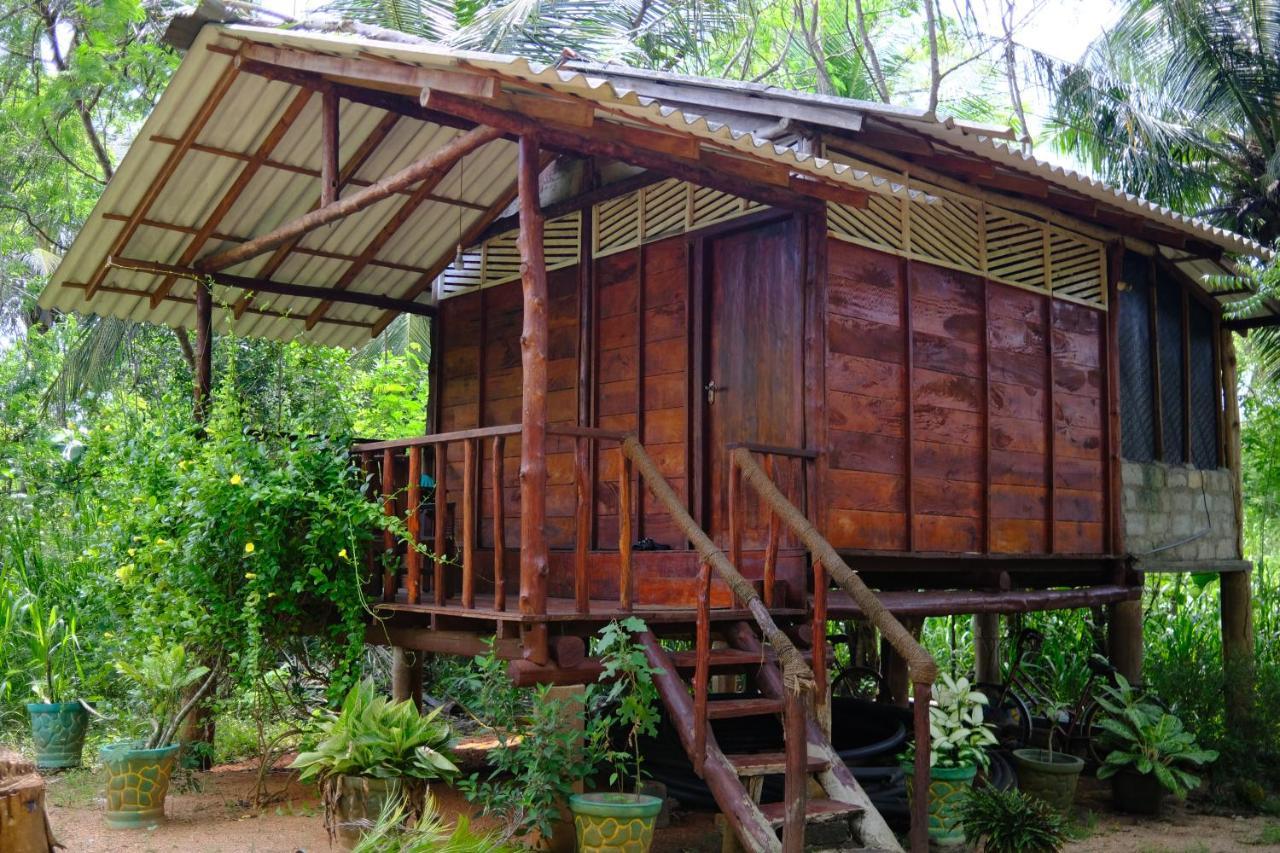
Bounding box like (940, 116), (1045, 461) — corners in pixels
(1066, 809), (1099, 841)
(43, 768), (100, 808)
(1247, 823), (1280, 846)
(1136, 845), (1211, 853)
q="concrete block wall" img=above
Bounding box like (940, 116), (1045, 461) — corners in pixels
(1121, 461), (1240, 562)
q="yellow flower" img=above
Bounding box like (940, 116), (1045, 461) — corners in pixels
(244, 542), (255, 554)
(115, 563), (135, 583)
(267, 591), (277, 598)
(127, 548), (136, 557)
(155, 538), (168, 546)
(229, 473), (243, 485)
(338, 548), (348, 559)
(244, 572), (257, 579)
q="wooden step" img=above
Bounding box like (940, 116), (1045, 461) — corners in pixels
(724, 750), (831, 777)
(757, 798), (863, 828)
(705, 697), (785, 719)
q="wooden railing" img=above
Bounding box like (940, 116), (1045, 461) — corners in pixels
(731, 446), (937, 853)
(352, 424), (634, 617)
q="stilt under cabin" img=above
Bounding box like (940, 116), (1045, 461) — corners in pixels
(41, 11), (1275, 850)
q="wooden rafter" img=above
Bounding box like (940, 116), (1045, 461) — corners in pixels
(238, 43), (500, 100)
(110, 256), (435, 317)
(198, 123), (503, 273)
(148, 86), (315, 309)
(85, 59), (241, 298)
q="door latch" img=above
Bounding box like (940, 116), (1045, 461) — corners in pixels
(705, 380), (726, 405)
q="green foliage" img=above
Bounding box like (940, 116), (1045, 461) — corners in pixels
(291, 680), (459, 784)
(589, 616), (663, 790)
(113, 642), (212, 749)
(901, 672), (997, 770)
(958, 784), (1068, 853)
(16, 594), (80, 704)
(350, 794), (517, 853)
(1094, 674), (1218, 799)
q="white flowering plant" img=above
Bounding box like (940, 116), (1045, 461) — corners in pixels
(900, 672), (999, 770)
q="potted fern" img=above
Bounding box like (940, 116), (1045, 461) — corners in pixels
(21, 597), (89, 769)
(1094, 675), (1217, 814)
(102, 643), (217, 828)
(899, 672), (998, 844)
(569, 617), (665, 853)
(290, 679), (459, 848)
(958, 785), (1068, 853)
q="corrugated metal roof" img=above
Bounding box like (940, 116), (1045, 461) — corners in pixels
(42, 20), (1274, 348)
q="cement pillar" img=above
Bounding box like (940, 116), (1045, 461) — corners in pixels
(1108, 598), (1143, 684)
(1221, 570), (1255, 727)
(391, 647), (424, 709)
(972, 613), (1001, 683)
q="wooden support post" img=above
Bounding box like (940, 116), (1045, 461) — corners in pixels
(381, 448), (397, 602)
(728, 462), (743, 574)
(883, 617), (923, 708)
(973, 612), (1001, 683)
(763, 455), (779, 608)
(575, 436), (590, 614)
(782, 686), (807, 853)
(693, 561), (711, 775)
(433, 443), (447, 605)
(194, 280), (212, 422)
(320, 87), (340, 207)
(462, 438), (476, 608)
(1222, 569), (1255, 727)
(1108, 597), (1144, 684)
(910, 681), (932, 853)
(619, 454), (634, 610)
(492, 435), (506, 612)
(517, 134), (550, 665)
(391, 648), (423, 710)
(812, 560), (827, 718)
(406, 446), (422, 604)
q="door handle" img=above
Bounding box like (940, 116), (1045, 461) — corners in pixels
(705, 380), (727, 405)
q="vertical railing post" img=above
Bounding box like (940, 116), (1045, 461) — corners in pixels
(492, 435), (506, 612)
(361, 452), (378, 589)
(380, 448), (397, 603)
(782, 685), (807, 853)
(911, 681), (932, 853)
(574, 435), (591, 614)
(406, 446), (422, 604)
(433, 443), (447, 605)
(693, 560), (711, 775)
(619, 452), (634, 611)
(812, 559), (827, 712)
(762, 454), (779, 607)
(516, 133), (550, 665)
(462, 438), (476, 609)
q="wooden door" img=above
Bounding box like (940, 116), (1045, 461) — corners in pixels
(706, 216), (806, 548)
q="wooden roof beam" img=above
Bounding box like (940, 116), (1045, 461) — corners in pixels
(198, 122), (504, 273)
(238, 43), (500, 99)
(110, 256), (436, 318)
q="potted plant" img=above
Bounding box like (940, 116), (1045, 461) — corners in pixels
(102, 643), (217, 828)
(1094, 675), (1217, 814)
(958, 784), (1068, 853)
(1008, 691), (1080, 809)
(569, 617), (666, 853)
(20, 596), (89, 769)
(290, 679), (458, 848)
(900, 672), (998, 844)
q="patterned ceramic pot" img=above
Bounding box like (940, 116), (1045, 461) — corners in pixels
(1013, 748), (1084, 815)
(333, 775), (405, 850)
(27, 702), (89, 769)
(101, 742), (180, 828)
(569, 792), (662, 853)
(904, 762), (977, 843)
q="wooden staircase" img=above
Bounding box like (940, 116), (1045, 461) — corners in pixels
(638, 620), (900, 852)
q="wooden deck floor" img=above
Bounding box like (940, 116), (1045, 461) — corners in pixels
(376, 593), (806, 624)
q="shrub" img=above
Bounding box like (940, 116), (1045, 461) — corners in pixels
(958, 785), (1068, 853)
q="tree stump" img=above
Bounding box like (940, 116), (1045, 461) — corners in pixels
(0, 751), (58, 852)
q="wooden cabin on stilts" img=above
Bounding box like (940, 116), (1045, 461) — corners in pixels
(42, 12), (1276, 851)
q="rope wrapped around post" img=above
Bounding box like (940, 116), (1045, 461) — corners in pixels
(621, 436), (815, 695)
(731, 447), (938, 685)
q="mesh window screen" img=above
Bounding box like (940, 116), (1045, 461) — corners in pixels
(1189, 300), (1219, 469)
(1119, 252), (1156, 462)
(1156, 272), (1186, 464)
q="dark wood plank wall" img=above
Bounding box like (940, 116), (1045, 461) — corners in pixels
(823, 238), (1107, 556)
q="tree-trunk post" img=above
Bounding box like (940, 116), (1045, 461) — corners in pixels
(194, 278), (212, 421)
(1108, 597), (1144, 684)
(972, 612), (1001, 684)
(1220, 329), (1253, 726)
(390, 647), (424, 710)
(517, 134), (550, 665)
(882, 616), (922, 708)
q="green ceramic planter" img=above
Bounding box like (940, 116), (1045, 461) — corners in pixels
(905, 762), (978, 844)
(569, 792), (662, 853)
(101, 741), (180, 829)
(1111, 767), (1169, 815)
(27, 701), (89, 769)
(1013, 748), (1084, 815)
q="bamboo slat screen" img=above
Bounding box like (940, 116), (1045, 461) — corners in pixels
(438, 211), (583, 297)
(592, 178), (768, 257)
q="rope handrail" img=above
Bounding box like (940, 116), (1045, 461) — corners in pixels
(621, 436), (816, 695)
(731, 447), (938, 685)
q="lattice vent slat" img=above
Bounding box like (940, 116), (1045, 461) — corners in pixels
(438, 212), (582, 297)
(641, 179), (688, 240)
(910, 196), (980, 271)
(827, 195), (904, 252)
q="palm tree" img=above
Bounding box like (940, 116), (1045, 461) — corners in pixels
(1048, 0), (1280, 247)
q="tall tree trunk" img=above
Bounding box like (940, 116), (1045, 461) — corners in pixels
(851, 0), (890, 102)
(924, 0), (941, 113)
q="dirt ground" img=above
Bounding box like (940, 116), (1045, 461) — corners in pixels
(36, 759), (1280, 852)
